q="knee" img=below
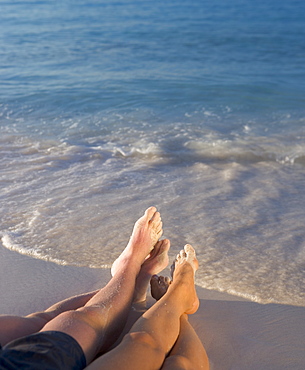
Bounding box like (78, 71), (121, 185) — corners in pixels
(50, 307), (102, 332)
(27, 311), (55, 326)
(163, 355), (192, 370)
(163, 353), (209, 370)
(123, 331), (165, 357)
(72, 306), (104, 330)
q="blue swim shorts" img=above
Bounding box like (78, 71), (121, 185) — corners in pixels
(0, 331), (86, 370)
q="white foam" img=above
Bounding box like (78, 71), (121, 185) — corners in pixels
(1, 232), (68, 266)
(1, 121), (305, 306)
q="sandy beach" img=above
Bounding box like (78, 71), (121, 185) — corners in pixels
(1, 244), (304, 369)
(1, 1), (305, 369)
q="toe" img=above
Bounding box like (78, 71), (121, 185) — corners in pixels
(184, 244), (195, 255)
(170, 261), (175, 279)
(156, 229), (163, 240)
(151, 274), (159, 286)
(145, 206), (157, 220)
(150, 275), (160, 298)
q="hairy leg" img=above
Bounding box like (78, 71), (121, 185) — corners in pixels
(41, 206), (163, 364)
(86, 244), (199, 370)
(0, 290), (99, 347)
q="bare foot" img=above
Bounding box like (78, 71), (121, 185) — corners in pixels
(133, 239), (170, 303)
(170, 243), (199, 279)
(150, 275), (171, 301)
(111, 207), (163, 277)
(169, 244), (199, 315)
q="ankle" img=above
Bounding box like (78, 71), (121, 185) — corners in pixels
(113, 255), (141, 277)
(167, 281), (197, 314)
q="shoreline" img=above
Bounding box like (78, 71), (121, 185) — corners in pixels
(1, 243), (305, 369)
(0, 242), (246, 316)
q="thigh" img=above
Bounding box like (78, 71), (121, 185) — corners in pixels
(161, 355), (192, 370)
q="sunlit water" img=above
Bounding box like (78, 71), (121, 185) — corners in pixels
(1, 0), (305, 306)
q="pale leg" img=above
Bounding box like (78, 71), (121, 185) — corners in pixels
(0, 238), (168, 347)
(151, 261), (209, 369)
(108, 238), (171, 350)
(0, 290), (99, 347)
(41, 207), (163, 364)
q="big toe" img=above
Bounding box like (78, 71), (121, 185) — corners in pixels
(184, 244), (199, 272)
(150, 275), (160, 295)
(145, 206), (157, 220)
(184, 244), (195, 255)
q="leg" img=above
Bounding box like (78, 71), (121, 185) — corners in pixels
(0, 290), (98, 346)
(41, 206), (163, 364)
(133, 238), (170, 304)
(0, 239), (169, 347)
(150, 277), (209, 370)
(86, 244), (199, 370)
(162, 314), (209, 370)
(108, 238), (171, 350)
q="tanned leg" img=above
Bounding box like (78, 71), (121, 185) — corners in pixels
(86, 244), (199, 370)
(162, 314), (209, 370)
(150, 275), (209, 370)
(41, 207), (163, 365)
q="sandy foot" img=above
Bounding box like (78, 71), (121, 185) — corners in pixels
(168, 244), (200, 315)
(170, 243), (199, 279)
(111, 207), (163, 277)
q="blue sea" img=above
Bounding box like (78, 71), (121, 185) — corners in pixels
(1, 0), (305, 306)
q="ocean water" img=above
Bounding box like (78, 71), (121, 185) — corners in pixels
(1, 0), (305, 306)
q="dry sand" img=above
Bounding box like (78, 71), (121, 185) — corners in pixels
(1, 244), (305, 369)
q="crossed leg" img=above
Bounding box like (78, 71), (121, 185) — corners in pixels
(41, 206), (164, 364)
(86, 244), (206, 370)
(150, 275), (209, 369)
(162, 314), (209, 370)
(108, 237), (171, 350)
